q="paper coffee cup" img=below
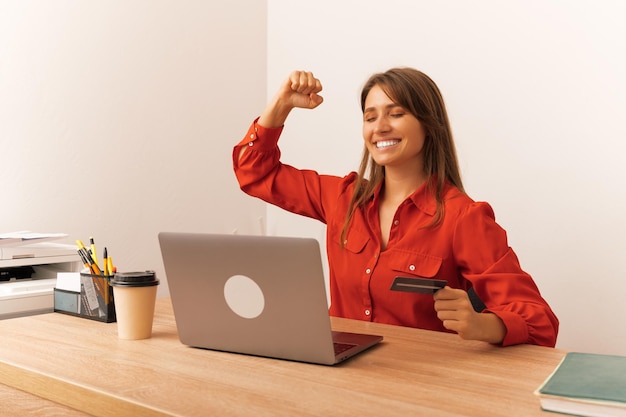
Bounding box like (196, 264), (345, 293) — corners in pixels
(111, 271), (159, 340)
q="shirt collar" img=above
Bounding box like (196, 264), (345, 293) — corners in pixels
(407, 179), (438, 216)
(371, 177), (438, 217)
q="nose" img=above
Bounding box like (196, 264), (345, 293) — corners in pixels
(373, 115), (391, 134)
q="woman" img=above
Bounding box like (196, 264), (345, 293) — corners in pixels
(233, 68), (559, 347)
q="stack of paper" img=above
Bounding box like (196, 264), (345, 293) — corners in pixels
(0, 231), (68, 247)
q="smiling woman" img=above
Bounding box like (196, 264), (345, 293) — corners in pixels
(232, 68), (559, 348)
(362, 86), (427, 176)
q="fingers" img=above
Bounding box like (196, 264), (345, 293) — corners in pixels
(289, 70), (322, 95)
(282, 70), (323, 109)
(259, 70), (323, 127)
(432, 287), (506, 343)
(433, 287), (477, 337)
(433, 286), (464, 302)
(433, 287), (472, 315)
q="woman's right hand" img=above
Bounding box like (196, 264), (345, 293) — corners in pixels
(259, 71), (323, 128)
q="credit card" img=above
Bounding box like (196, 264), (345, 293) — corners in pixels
(390, 276), (447, 294)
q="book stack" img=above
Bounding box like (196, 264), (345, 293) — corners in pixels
(535, 352), (626, 417)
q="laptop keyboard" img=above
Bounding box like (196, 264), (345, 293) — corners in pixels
(334, 342), (357, 355)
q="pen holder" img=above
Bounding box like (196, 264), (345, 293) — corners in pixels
(54, 273), (116, 323)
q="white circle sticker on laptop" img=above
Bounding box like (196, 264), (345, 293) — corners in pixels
(223, 274), (265, 319)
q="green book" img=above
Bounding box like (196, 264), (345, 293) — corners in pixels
(535, 352), (626, 417)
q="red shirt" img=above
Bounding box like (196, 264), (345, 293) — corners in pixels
(233, 119), (559, 347)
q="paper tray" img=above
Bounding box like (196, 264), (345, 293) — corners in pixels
(54, 273), (116, 323)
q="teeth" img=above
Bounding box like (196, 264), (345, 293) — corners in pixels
(376, 140), (399, 149)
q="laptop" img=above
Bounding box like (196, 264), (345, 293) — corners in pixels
(158, 232), (383, 365)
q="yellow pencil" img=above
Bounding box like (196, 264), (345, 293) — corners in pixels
(107, 256), (114, 276)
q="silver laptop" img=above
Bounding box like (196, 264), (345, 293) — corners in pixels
(158, 232), (382, 365)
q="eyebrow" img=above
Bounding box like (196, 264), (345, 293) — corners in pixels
(363, 103), (402, 114)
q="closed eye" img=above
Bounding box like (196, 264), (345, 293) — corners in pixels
(363, 113), (377, 122)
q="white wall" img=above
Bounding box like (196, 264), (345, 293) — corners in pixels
(0, 1), (267, 295)
(267, 0), (626, 354)
(2, 0), (624, 356)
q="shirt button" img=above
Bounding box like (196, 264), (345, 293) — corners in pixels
(409, 264), (415, 271)
(248, 141), (254, 147)
(365, 309), (371, 316)
(393, 220), (399, 226)
(249, 133), (255, 139)
(365, 268), (371, 274)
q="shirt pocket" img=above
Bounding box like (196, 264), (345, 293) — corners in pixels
(390, 250), (443, 278)
(340, 229), (370, 254)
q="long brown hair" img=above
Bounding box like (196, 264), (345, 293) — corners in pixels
(340, 68), (464, 245)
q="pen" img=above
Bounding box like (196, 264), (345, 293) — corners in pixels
(85, 250), (101, 274)
(102, 247), (110, 305)
(77, 248), (95, 273)
(103, 247), (109, 276)
(77, 239), (102, 275)
(88, 252), (102, 275)
(76, 240), (93, 273)
(90, 237), (99, 268)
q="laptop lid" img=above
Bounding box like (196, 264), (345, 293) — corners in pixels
(158, 232), (382, 365)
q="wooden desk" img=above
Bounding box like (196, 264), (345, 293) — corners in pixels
(0, 297), (565, 416)
(0, 382), (91, 416)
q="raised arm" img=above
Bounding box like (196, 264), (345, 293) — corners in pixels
(238, 71), (323, 162)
